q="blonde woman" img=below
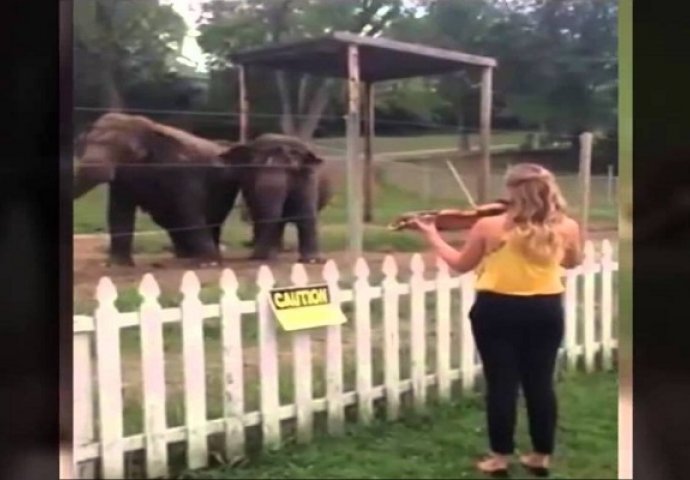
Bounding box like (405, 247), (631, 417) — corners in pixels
(411, 163), (583, 477)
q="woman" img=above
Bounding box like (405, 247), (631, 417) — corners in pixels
(411, 163), (583, 477)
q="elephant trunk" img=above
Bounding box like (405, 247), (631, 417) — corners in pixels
(73, 159), (115, 199)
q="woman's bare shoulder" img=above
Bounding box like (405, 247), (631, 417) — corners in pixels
(556, 215), (581, 238)
(475, 214), (510, 235)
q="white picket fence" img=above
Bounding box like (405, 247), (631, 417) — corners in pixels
(73, 240), (618, 479)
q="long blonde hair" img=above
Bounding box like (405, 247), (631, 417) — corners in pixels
(504, 163), (567, 264)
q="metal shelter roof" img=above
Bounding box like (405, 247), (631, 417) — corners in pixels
(229, 31), (497, 82)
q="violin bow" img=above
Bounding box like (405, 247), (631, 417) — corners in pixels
(445, 160), (477, 209)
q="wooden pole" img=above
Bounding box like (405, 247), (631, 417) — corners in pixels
(238, 65), (248, 143)
(346, 44), (363, 256)
(579, 132), (593, 234)
(607, 164), (615, 204)
(478, 67), (493, 202)
(363, 82), (375, 223)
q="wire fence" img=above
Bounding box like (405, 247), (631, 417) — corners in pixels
(72, 106), (618, 252)
(73, 106), (612, 142)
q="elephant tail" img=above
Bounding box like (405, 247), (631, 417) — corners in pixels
(73, 158), (115, 199)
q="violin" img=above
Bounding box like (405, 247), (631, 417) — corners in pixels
(388, 199), (511, 232)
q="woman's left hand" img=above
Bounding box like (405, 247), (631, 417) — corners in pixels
(410, 216), (438, 238)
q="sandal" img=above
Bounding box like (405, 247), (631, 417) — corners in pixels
(476, 455), (510, 478)
(519, 454), (550, 477)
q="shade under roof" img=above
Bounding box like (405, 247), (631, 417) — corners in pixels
(229, 31), (497, 82)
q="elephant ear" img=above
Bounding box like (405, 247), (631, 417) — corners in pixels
(142, 130), (192, 164)
(302, 151), (324, 166)
(219, 144), (253, 166)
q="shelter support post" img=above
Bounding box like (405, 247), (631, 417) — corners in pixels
(238, 65), (249, 143)
(346, 44), (363, 256)
(478, 66), (493, 202)
(579, 132), (593, 234)
(363, 82), (375, 223)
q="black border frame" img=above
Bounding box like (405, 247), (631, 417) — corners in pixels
(632, 2), (690, 479)
(0, 0), (64, 478)
(5, 1), (690, 479)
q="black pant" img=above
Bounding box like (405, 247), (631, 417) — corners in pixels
(469, 291), (564, 455)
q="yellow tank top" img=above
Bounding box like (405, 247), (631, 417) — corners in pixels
(475, 235), (565, 295)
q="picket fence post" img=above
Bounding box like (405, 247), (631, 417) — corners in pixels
(94, 278), (125, 479)
(257, 266), (281, 450)
(291, 264), (314, 444)
(409, 254), (427, 411)
(73, 332), (95, 479)
(139, 274), (168, 478)
(582, 242), (596, 372)
(460, 274), (477, 391)
(354, 258), (374, 424)
(435, 257), (452, 402)
(180, 272), (209, 469)
(323, 260), (345, 435)
(600, 240), (614, 370)
(220, 269), (245, 461)
(381, 255), (401, 420)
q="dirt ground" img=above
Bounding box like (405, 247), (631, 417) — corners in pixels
(73, 227), (618, 303)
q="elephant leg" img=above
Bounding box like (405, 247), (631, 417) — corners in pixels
(168, 230), (194, 258)
(168, 185), (220, 263)
(107, 182), (136, 266)
(295, 215), (323, 263)
(243, 220), (288, 251)
(287, 182), (323, 264)
(249, 202), (284, 261)
(276, 221), (289, 251)
(171, 218), (219, 263)
(206, 185), (240, 251)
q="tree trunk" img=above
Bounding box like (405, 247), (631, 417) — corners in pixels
(101, 64), (123, 111)
(297, 76), (309, 114)
(296, 78), (333, 140)
(457, 110), (470, 151)
(276, 71), (297, 135)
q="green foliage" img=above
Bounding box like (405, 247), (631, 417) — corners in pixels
(73, 0), (618, 140)
(74, 0), (197, 109)
(198, 0), (410, 137)
(387, 0), (618, 134)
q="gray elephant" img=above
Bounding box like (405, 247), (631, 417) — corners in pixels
(221, 134), (335, 263)
(73, 113), (241, 266)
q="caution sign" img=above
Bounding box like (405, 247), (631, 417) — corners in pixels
(269, 284), (346, 331)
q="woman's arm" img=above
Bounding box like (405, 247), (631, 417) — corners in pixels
(560, 218), (584, 268)
(416, 218), (487, 273)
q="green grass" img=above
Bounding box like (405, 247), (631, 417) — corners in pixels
(179, 371), (617, 479)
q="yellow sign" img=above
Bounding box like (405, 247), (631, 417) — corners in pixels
(269, 284), (346, 331)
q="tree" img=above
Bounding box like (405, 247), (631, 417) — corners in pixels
(73, 0), (190, 111)
(492, 0), (618, 137)
(391, 0), (618, 144)
(198, 0), (410, 139)
(386, 0), (504, 146)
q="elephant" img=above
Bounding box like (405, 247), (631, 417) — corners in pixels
(238, 154), (333, 252)
(73, 112), (242, 266)
(221, 133), (335, 263)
